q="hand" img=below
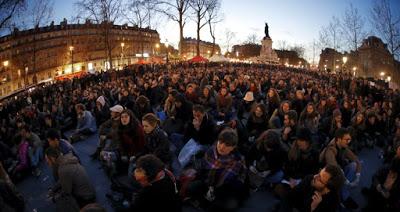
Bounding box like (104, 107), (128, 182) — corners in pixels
(205, 186), (215, 202)
(350, 173), (361, 187)
(259, 170), (271, 178)
(249, 165), (258, 174)
(283, 127), (291, 135)
(311, 191), (323, 211)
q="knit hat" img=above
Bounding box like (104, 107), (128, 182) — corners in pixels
(243, 91), (255, 102)
(96, 96), (106, 107)
(110, 105), (124, 113)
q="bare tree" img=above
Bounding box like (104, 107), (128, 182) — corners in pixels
(0, 0), (25, 33)
(206, 0), (222, 56)
(189, 0), (215, 56)
(290, 44), (306, 58)
(160, 0), (190, 56)
(341, 3), (366, 51)
(276, 40), (289, 50)
(222, 28), (235, 54)
(371, 0), (400, 59)
(124, 0), (149, 56)
(75, 0), (123, 70)
(25, 0), (54, 74)
(244, 33), (259, 44)
(318, 16), (342, 51)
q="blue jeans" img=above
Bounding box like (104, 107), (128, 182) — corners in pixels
(30, 146), (43, 167)
(264, 170), (284, 184)
(341, 162), (357, 200)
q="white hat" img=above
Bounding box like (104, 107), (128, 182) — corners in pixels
(243, 91), (254, 102)
(110, 105), (124, 113)
(96, 96), (106, 106)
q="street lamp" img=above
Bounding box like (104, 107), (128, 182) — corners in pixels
(165, 40), (169, 64)
(352, 67), (357, 77)
(207, 50), (211, 57)
(120, 42), (125, 68)
(236, 51), (239, 58)
(69, 46), (74, 73)
(342, 56), (348, 73)
(155, 43), (160, 56)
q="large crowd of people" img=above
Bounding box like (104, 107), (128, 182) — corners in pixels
(0, 62), (400, 212)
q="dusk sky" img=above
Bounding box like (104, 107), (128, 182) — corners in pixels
(53, 0), (400, 60)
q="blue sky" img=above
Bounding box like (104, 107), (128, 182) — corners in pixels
(53, 0), (399, 59)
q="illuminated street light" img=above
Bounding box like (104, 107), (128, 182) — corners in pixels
(3, 60), (9, 67)
(236, 51), (239, 58)
(387, 76), (391, 82)
(120, 42), (125, 68)
(342, 56), (347, 64)
(380, 72), (385, 77)
(69, 46), (74, 72)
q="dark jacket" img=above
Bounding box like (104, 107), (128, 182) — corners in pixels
(131, 170), (181, 212)
(285, 146), (320, 179)
(184, 113), (217, 145)
(247, 142), (287, 174)
(141, 127), (171, 165)
(287, 175), (340, 212)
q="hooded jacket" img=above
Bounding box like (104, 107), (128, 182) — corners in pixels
(57, 154), (95, 201)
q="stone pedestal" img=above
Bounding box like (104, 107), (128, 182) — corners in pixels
(251, 37), (279, 63)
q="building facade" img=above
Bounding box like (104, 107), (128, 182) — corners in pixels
(318, 36), (399, 87)
(0, 19), (160, 97)
(180, 37), (221, 59)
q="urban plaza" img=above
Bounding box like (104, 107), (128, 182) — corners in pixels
(0, 0), (400, 211)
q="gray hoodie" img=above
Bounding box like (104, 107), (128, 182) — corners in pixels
(57, 154), (95, 200)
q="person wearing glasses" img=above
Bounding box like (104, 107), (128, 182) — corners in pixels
(319, 128), (362, 210)
(279, 164), (345, 212)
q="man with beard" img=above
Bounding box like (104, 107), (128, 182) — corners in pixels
(279, 164), (345, 212)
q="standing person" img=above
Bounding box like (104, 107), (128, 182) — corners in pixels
(319, 128), (362, 209)
(45, 147), (96, 211)
(70, 104), (97, 143)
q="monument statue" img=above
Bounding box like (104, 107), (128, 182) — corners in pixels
(264, 22), (269, 38)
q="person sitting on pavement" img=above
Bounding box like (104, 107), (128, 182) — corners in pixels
(130, 154), (181, 211)
(247, 129), (287, 190)
(20, 125), (43, 177)
(90, 104), (123, 159)
(362, 157), (400, 211)
(45, 147), (96, 210)
(185, 128), (248, 211)
(319, 127), (362, 209)
(69, 104), (97, 143)
(139, 113), (171, 166)
(279, 164), (345, 212)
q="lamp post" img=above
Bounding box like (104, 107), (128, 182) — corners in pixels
(342, 56), (348, 73)
(352, 67), (357, 77)
(69, 46), (74, 73)
(155, 43), (160, 56)
(120, 42), (125, 68)
(380, 71), (385, 80)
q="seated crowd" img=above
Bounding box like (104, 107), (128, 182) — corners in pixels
(0, 62), (400, 212)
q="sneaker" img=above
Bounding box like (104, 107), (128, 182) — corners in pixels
(342, 197), (359, 210)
